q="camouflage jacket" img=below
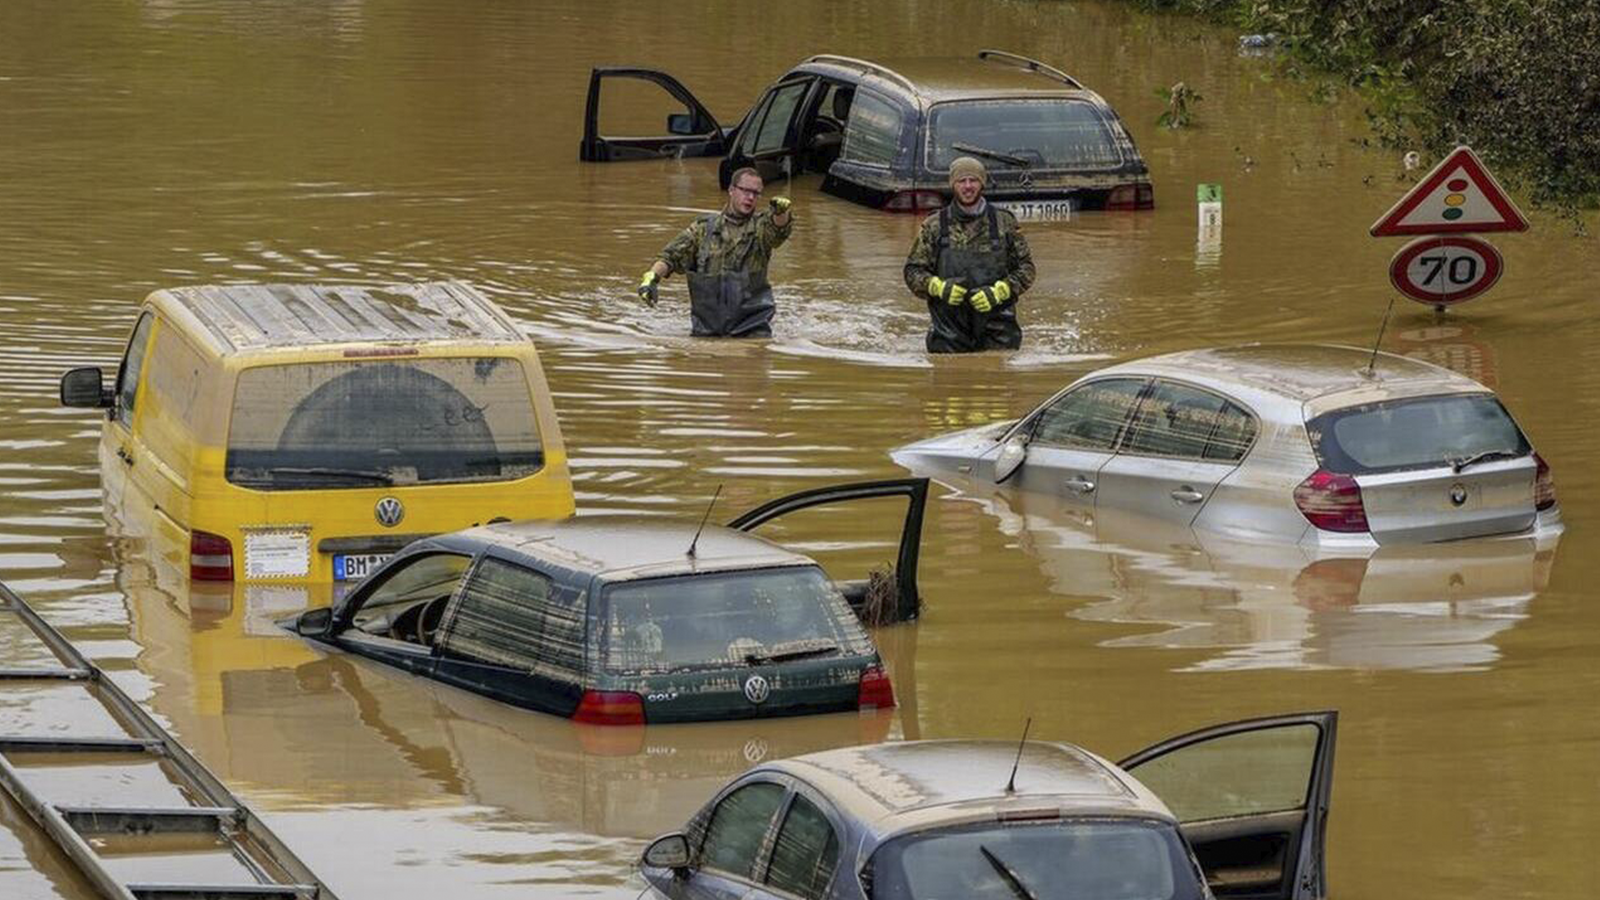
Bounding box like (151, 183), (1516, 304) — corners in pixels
(656, 207), (792, 279)
(902, 202), (1036, 299)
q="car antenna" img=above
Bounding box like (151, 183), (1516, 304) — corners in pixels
(1004, 717), (1033, 794)
(1363, 296), (1397, 379)
(687, 483), (723, 559)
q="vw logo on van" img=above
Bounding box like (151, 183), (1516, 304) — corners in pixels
(1449, 483), (1469, 507)
(374, 496), (405, 528)
(743, 674), (770, 705)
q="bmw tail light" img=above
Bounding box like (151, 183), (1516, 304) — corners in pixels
(190, 530), (234, 581)
(1534, 452), (1556, 511)
(573, 690), (645, 726)
(1106, 183), (1155, 210)
(857, 666), (896, 709)
(883, 190), (944, 212)
(1293, 470), (1369, 533)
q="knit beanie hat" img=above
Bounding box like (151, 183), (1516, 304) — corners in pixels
(948, 156), (988, 187)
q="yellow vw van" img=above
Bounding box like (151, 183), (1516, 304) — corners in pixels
(61, 281), (575, 583)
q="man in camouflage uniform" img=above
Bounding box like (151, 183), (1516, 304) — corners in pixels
(903, 156), (1035, 353)
(637, 167), (793, 338)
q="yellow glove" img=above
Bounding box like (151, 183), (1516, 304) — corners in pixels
(769, 196), (791, 215)
(638, 269), (659, 307)
(969, 281), (1012, 313)
(927, 276), (967, 306)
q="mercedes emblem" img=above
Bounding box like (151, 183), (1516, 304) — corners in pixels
(1448, 483), (1468, 507)
(1018, 172), (1033, 187)
(743, 674), (770, 705)
(374, 496), (405, 528)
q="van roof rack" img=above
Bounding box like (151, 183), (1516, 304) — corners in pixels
(803, 55), (917, 94)
(976, 49), (1083, 89)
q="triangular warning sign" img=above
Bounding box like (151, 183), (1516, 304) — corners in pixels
(1370, 146), (1529, 236)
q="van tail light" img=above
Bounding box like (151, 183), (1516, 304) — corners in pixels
(857, 666), (896, 709)
(1293, 470), (1369, 533)
(883, 190), (945, 212)
(190, 530), (234, 581)
(1106, 183), (1155, 210)
(1533, 452), (1557, 511)
(573, 690), (645, 726)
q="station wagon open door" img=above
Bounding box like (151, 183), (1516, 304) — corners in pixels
(1119, 711), (1337, 900)
(579, 68), (731, 162)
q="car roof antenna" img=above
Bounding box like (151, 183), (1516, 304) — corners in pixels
(1363, 296), (1397, 379)
(1004, 717), (1033, 794)
(687, 483), (723, 559)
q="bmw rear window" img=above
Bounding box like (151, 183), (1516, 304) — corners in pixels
(1306, 394), (1530, 475)
(928, 99), (1123, 170)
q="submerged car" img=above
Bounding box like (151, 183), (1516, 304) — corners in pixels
(580, 50), (1152, 218)
(285, 479), (927, 725)
(893, 344), (1560, 548)
(638, 711), (1337, 900)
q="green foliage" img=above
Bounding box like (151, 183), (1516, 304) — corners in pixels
(1116, 0), (1600, 215)
(1155, 81), (1204, 128)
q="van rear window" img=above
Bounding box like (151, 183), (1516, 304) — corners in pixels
(1306, 394), (1530, 475)
(226, 357), (542, 490)
(928, 99), (1122, 170)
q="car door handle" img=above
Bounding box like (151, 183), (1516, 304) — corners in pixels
(1064, 477), (1095, 494)
(1170, 487), (1205, 504)
(116, 446), (133, 466)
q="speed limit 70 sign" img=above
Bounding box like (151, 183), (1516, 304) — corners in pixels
(1388, 235), (1504, 307)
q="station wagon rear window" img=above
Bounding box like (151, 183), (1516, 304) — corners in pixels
(1307, 393), (1530, 475)
(226, 357), (543, 490)
(928, 99), (1122, 170)
(601, 566), (872, 674)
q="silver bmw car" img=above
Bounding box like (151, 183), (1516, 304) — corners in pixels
(892, 344), (1561, 548)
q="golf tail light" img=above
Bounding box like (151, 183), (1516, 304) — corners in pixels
(883, 190), (944, 212)
(190, 530), (234, 581)
(857, 666), (896, 709)
(573, 690), (645, 726)
(1106, 183), (1155, 210)
(1294, 469), (1369, 533)
(1534, 452), (1557, 511)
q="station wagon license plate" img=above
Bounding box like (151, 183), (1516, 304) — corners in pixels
(334, 553), (389, 581)
(998, 199), (1075, 221)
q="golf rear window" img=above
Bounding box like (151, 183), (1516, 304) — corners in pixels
(928, 99), (1122, 170)
(1307, 393), (1530, 475)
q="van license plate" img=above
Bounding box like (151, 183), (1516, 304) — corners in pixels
(334, 553), (389, 581)
(998, 200), (1075, 221)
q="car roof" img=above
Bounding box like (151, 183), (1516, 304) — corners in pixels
(764, 740), (1171, 841)
(149, 280), (525, 355)
(452, 517), (814, 582)
(797, 53), (1102, 104)
(1091, 343), (1490, 414)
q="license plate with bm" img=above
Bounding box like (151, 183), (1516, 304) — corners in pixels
(334, 553), (389, 581)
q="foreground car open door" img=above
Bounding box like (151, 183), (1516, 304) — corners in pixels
(1119, 711), (1337, 900)
(579, 67), (731, 162)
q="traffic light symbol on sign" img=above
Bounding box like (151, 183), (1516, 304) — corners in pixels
(1370, 146), (1529, 236)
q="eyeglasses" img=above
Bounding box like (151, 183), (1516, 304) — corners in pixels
(730, 184), (763, 197)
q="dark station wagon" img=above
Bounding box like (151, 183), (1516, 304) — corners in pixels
(581, 50), (1153, 218)
(284, 480), (927, 725)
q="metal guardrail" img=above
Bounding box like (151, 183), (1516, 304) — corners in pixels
(0, 580), (337, 900)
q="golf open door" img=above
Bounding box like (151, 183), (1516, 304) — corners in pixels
(1120, 711), (1337, 900)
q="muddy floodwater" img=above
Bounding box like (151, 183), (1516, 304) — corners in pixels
(2, 1), (1598, 897)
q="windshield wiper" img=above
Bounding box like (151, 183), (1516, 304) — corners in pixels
(1449, 449), (1520, 473)
(256, 466), (396, 484)
(743, 641), (840, 665)
(951, 142), (1033, 168)
(979, 845), (1038, 900)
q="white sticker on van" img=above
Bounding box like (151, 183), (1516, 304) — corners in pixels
(244, 530), (311, 579)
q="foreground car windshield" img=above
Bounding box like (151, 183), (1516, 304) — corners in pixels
(226, 357), (543, 489)
(867, 818), (1204, 900)
(602, 566), (872, 674)
(928, 99), (1123, 170)
(1307, 393), (1530, 475)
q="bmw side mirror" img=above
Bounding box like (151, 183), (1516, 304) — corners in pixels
(60, 367), (112, 409)
(994, 435), (1029, 484)
(642, 832), (691, 874)
(294, 607), (333, 638)
(666, 113), (696, 135)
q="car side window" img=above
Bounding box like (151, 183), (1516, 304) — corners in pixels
(114, 313), (155, 428)
(840, 89), (902, 167)
(437, 556), (581, 678)
(749, 80), (810, 156)
(1203, 401), (1258, 462)
(765, 794), (840, 899)
(699, 781), (787, 880)
(1120, 382), (1231, 460)
(1127, 722), (1321, 822)
(348, 553), (471, 638)
(1032, 378), (1147, 450)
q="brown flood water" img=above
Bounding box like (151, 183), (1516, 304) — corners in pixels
(1, 1), (1597, 897)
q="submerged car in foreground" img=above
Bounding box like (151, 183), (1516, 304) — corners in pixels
(581, 50), (1152, 218)
(638, 711), (1337, 900)
(285, 479), (926, 725)
(893, 344), (1560, 549)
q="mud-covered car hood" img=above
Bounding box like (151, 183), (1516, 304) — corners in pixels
(890, 420), (1013, 481)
